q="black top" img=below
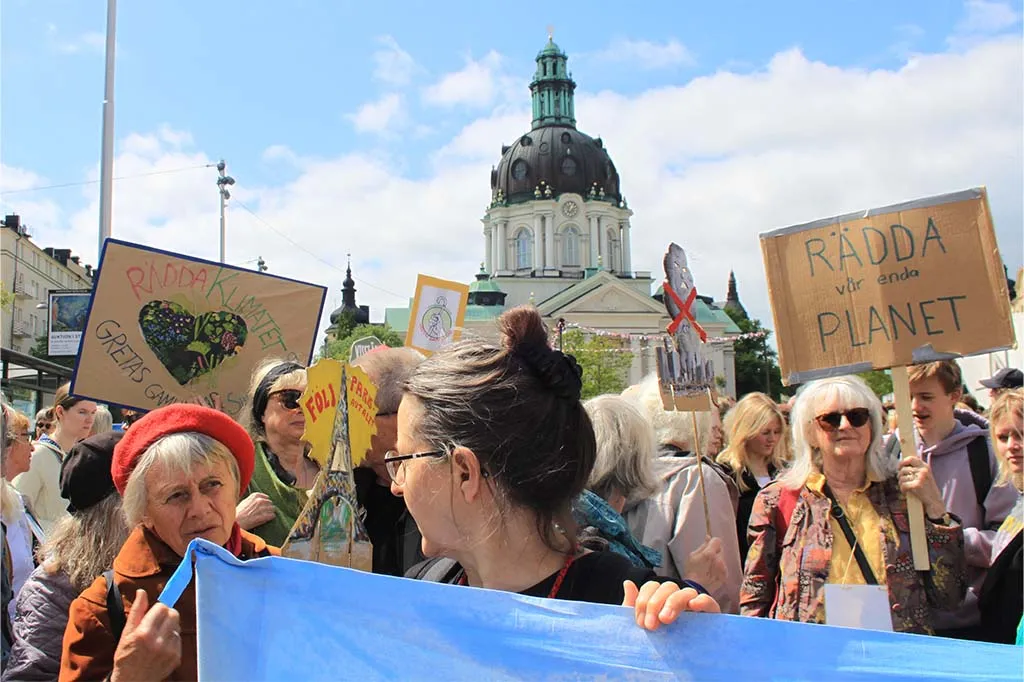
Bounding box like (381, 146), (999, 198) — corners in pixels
(408, 550), (655, 606)
(354, 467), (424, 576)
(719, 463), (775, 566)
(977, 530), (1022, 645)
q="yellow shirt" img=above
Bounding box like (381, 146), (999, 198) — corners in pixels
(807, 472), (889, 586)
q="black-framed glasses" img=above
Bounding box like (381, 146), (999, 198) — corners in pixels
(815, 408), (871, 432)
(271, 389), (302, 411)
(383, 449), (445, 483)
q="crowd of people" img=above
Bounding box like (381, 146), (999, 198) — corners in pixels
(0, 304), (1021, 679)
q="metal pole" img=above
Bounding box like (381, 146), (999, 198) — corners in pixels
(219, 189), (226, 263)
(97, 0), (118, 258)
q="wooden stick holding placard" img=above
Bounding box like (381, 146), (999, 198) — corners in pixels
(890, 366), (930, 570)
(690, 404), (713, 540)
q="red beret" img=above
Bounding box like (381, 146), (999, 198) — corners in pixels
(112, 404), (255, 494)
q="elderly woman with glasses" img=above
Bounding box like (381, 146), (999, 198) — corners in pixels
(236, 359), (319, 546)
(740, 375), (967, 634)
(60, 404), (276, 682)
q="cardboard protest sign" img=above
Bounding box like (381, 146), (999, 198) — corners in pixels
(405, 274), (468, 356)
(47, 290), (91, 356)
(348, 335), (383, 362)
(283, 359), (374, 570)
(71, 239), (326, 411)
(761, 188), (1015, 385)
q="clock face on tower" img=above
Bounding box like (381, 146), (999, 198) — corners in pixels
(562, 201), (579, 217)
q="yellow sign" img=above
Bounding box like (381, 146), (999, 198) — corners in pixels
(346, 364), (378, 469)
(300, 359), (344, 469)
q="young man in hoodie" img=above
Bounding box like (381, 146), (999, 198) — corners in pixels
(906, 360), (1021, 640)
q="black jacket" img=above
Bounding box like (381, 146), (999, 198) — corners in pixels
(978, 529), (1022, 644)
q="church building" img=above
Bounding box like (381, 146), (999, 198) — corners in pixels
(386, 36), (741, 394)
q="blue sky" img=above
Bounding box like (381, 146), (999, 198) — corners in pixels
(2, 0), (1022, 332)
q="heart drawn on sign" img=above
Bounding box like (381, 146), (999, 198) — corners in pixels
(138, 300), (248, 386)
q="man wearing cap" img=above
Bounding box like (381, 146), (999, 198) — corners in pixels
(980, 367), (1024, 400)
(60, 405), (278, 682)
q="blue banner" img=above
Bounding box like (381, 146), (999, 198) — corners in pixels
(161, 540), (1021, 681)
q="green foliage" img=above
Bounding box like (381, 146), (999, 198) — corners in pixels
(319, 324), (404, 361)
(725, 309), (784, 400)
(0, 290), (13, 312)
(858, 370), (893, 398)
(559, 329), (634, 399)
(29, 335), (76, 370)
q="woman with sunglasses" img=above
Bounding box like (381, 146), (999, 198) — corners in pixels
(740, 375), (967, 633)
(14, 384), (96, 534)
(236, 360), (319, 545)
(394, 306), (720, 628)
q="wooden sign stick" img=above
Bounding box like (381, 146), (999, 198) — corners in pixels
(670, 385), (713, 539)
(891, 365), (930, 570)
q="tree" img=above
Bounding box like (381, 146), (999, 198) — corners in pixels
(559, 329), (635, 399)
(858, 370), (893, 398)
(29, 334), (76, 370)
(725, 309), (784, 400)
(0, 290), (13, 312)
(319, 324), (404, 362)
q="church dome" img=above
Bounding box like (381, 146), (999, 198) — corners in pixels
(491, 126), (621, 205)
(489, 37), (622, 205)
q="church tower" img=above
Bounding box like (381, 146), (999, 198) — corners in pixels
(724, 270), (748, 319)
(482, 36), (637, 308)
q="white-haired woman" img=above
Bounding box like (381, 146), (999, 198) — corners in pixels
(5, 432), (129, 682)
(740, 375), (967, 634)
(578, 395), (662, 568)
(60, 405), (277, 682)
(716, 392), (789, 563)
(236, 359), (318, 546)
(622, 374), (743, 613)
(88, 405), (113, 437)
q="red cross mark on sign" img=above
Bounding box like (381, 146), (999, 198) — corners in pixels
(664, 280), (708, 342)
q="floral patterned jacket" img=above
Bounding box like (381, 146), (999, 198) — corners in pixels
(739, 478), (967, 634)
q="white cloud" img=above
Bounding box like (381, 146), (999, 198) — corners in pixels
(591, 38), (695, 69)
(55, 30), (105, 54)
(347, 93), (404, 135)
(372, 36), (420, 86)
(950, 0), (1022, 48)
(11, 34), (1023, 349)
(422, 51), (506, 107)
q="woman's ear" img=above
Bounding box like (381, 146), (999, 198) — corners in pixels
(53, 405), (65, 422)
(450, 447), (485, 502)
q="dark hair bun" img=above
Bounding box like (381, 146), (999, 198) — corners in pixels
(499, 306), (583, 401)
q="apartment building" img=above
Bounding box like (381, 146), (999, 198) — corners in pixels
(1, 214), (94, 353)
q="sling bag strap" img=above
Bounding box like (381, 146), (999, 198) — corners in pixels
(822, 484), (878, 585)
(104, 569), (126, 644)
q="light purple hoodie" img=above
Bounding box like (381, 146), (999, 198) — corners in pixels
(915, 411), (1022, 630)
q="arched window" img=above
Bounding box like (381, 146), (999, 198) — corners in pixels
(563, 226), (580, 266)
(515, 229), (533, 270)
(606, 228), (618, 271)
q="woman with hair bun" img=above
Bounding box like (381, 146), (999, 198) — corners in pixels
(398, 306), (719, 627)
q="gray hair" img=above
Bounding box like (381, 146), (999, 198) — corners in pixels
(631, 373), (714, 455)
(90, 405), (113, 436)
(122, 433), (240, 527)
(583, 394), (659, 501)
(777, 375), (894, 490)
(352, 347), (425, 414)
(40, 494), (129, 593)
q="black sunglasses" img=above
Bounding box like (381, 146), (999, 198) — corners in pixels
(272, 389), (302, 411)
(815, 408), (871, 431)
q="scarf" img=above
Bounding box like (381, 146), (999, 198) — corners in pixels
(574, 490), (662, 569)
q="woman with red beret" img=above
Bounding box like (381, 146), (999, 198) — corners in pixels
(59, 404), (279, 682)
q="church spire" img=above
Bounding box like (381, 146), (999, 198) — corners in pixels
(342, 253), (357, 308)
(724, 270), (748, 319)
(530, 33), (576, 129)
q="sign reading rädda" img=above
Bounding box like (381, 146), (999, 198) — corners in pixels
(761, 188), (1015, 384)
(72, 239), (327, 412)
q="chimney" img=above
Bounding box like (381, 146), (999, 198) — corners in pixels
(3, 215), (19, 231)
(71, 256), (80, 265)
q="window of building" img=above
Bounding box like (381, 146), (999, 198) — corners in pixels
(563, 226), (580, 266)
(515, 229), (533, 270)
(560, 157), (577, 176)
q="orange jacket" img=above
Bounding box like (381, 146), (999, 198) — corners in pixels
(59, 525), (276, 681)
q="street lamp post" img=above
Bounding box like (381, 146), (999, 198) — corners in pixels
(216, 160), (235, 264)
(97, 0), (118, 259)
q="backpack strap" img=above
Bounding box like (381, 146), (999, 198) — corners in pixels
(966, 436), (993, 519)
(885, 434), (902, 460)
(104, 570), (126, 645)
(410, 558), (461, 584)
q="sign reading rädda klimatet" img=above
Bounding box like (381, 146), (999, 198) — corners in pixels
(71, 239), (327, 412)
(761, 188), (1015, 385)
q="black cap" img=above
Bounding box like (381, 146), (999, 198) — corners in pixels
(60, 430), (124, 513)
(979, 367), (1023, 390)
